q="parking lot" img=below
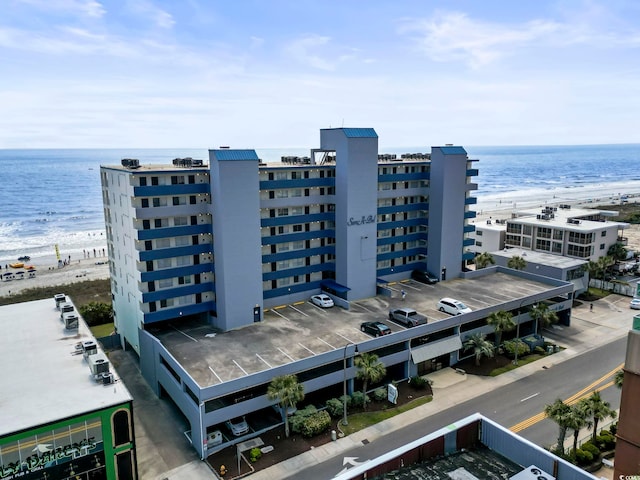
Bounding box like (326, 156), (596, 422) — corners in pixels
(153, 271), (559, 387)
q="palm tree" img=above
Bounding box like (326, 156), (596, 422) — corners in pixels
(486, 310), (515, 347)
(507, 255), (527, 270)
(586, 260), (600, 281)
(354, 352), (386, 411)
(567, 402), (590, 453)
(267, 374), (304, 438)
(614, 369), (624, 388)
(474, 252), (495, 269)
(529, 303), (559, 330)
(463, 333), (495, 366)
(607, 242), (628, 264)
(580, 391), (617, 443)
(544, 398), (573, 454)
(597, 255), (614, 280)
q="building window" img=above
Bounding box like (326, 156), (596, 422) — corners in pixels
(475, 241), (483, 247)
(171, 175), (185, 185)
(151, 176), (159, 186)
(112, 409), (132, 446)
(476, 230), (483, 236)
(141, 198), (149, 208)
(174, 216), (188, 226)
(600, 243), (605, 250)
(522, 225), (532, 236)
(139, 177), (147, 186)
(601, 230), (607, 237)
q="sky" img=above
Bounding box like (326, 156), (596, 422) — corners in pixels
(1, 0), (639, 148)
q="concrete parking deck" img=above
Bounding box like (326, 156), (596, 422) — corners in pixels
(149, 271), (566, 387)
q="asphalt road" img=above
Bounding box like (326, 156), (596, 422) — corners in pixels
(302, 336), (626, 479)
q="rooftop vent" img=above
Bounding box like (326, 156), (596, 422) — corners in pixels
(121, 158), (140, 169)
(510, 465), (555, 480)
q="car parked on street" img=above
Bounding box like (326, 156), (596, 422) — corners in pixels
(310, 294), (334, 308)
(225, 416), (249, 436)
(437, 297), (472, 315)
(360, 321), (392, 337)
(630, 298), (640, 310)
(411, 269), (439, 285)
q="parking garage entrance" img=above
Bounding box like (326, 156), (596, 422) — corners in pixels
(411, 336), (462, 375)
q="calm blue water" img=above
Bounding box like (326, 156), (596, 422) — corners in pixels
(0, 144), (639, 263)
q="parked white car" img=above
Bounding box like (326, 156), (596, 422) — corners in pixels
(630, 298), (640, 310)
(437, 297), (472, 315)
(311, 294), (334, 308)
(225, 416), (249, 436)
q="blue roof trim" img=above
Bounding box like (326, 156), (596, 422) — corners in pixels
(343, 128), (378, 138)
(321, 279), (351, 293)
(438, 146), (467, 155)
(213, 149), (259, 161)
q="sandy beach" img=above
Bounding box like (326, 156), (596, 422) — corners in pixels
(1, 186), (638, 299)
(0, 255), (110, 298)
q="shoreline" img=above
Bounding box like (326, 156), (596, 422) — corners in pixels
(1, 183), (638, 299)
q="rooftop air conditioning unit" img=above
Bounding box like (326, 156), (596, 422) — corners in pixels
(192, 159), (203, 166)
(510, 465), (555, 480)
(101, 372), (115, 385)
(82, 340), (98, 358)
(54, 293), (67, 309)
(63, 312), (79, 330)
(89, 353), (110, 377)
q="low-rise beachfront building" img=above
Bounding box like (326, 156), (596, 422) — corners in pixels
(0, 298), (137, 480)
(99, 127), (577, 459)
(469, 205), (629, 263)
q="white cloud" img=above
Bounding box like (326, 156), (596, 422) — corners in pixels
(285, 34), (335, 71)
(17, 0), (106, 18)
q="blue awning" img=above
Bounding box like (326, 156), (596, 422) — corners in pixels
(321, 280), (351, 294)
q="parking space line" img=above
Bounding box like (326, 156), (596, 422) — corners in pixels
(289, 304), (309, 316)
(298, 343), (315, 355)
(335, 332), (357, 344)
(402, 283), (421, 291)
(469, 297), (491, 306)
(171, 325), (198, 342)
(317, 337), (336, 349)
(232, 359), (248, 376)
(270, 308), (290, 321)
(278, 347), (295, 361)
(208, 366), (222, 383)
(256, 353), (272, 368)
(351, 303), (375, 313)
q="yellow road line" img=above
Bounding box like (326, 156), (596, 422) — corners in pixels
(509, 363), (622, 433)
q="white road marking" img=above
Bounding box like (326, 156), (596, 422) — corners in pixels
(256, 353), (272, 368)
(520, 392), (540, 402)
(335, 332), (356, 344)
(298, 343), (315, 355)
(278, 347), (295, 361)
(232, 359), (248, 376)
(318, 337), (336, 349)
(270, 309), (290, 320)
(289, 304), (309, 316)
(171, 325), (198, 342)
(208, 366), (222, 383)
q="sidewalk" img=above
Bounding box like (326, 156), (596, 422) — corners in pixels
(247, 296), (632, 480)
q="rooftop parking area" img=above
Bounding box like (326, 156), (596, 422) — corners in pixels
(150, 271), (564, 387)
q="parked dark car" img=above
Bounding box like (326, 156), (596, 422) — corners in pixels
(411, 269), (438, 284)
(360, 321), (392, 337)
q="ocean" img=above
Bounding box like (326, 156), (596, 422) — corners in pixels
(0, 144), (639, 265)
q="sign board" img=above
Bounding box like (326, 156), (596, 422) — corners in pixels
(388, 383), (398, 405)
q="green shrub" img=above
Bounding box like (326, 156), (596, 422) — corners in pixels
(340, 395), (352, 409)
(581, 442), (600, 457)
(409, 375), (427, 389)
(574, 448), (593, 466)
(351, 391), (369, 408)
(325, 398), (344, 418)
(373, 387), (387, 401)
(503, 339), (528, 358)
(299, 410), (331, 438)
(534, 345), (546, 355)
(249, 447), (262, 462)
(609, 423), (618, 435)
(78, 301), (113, 326)
(290, 405), (318, 434)
(596, 433), (615, 450)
